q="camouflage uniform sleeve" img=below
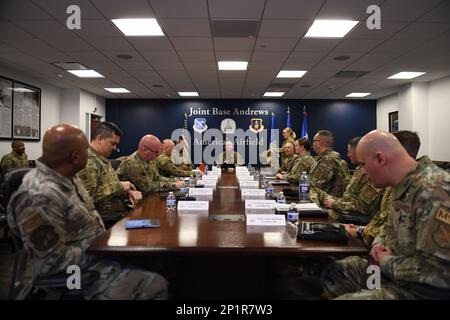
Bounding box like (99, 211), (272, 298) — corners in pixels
(379, 187), (450, 287)
(118, 160), (161, 196)
(1, 154), (14, 172)
(236, 152), (245, 165)
(362, 188), (393, 246)
(11, 193), (95, 276)
(310, 158), (336, 190)
(77, 161), (100, 198)
(157, 155), (193, 177)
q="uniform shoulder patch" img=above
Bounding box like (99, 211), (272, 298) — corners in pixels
(22, 210), (46, 234)
(435, 206), (450, 225)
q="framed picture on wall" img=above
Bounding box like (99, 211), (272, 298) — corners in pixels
(0, 75), (13, 139)
(389, 111), (399, 133)
(12, 81), (41, 141)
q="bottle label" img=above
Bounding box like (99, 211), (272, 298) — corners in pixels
(167, 199), (176, 206)
(277, 199), (286, 204)
(299, 184), (310, 193)
(288, 211), (299, 223)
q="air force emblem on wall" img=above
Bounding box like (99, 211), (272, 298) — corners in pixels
(193, 118), (208, 133)
(249, 118), (264, 133)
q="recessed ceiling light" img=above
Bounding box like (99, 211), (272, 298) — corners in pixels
(263, 92), (285, 97)
(111, 18), (164, 36)
(276, 70), (307, 78)
(178, 91), (199, 97)
(105, 88), (130, 93)
(387, 72), (426, 79)
(346, 92), (371, 98)
(218, 61), (248, 71)
(67, 70), (104, 78)
(305, 19), (359, 38)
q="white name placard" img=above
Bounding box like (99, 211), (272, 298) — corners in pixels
(245, 199), (276, 214)
(246, 214), (286, 226)
(241, 189), (266, 200)
(239, 181), (259, 189)
(201, 175), (218, 181)
(177, 200), (209, 212)
(199, 180), (216, 189)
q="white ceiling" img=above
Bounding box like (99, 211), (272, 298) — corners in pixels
(0, 0), (449, 99)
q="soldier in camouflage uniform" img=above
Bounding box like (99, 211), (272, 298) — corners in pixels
(1, 140), (29, 173)
(343, 131), (422, 247)
(282, 138), (316, 183)
(320, 137), (384, 222)
(156, 139), (194, 177)
(117, 135), (185, 196)
(77, 122), (141, 217)
(321, 130), (450, 299)
(276, 142), (297, 176)
(215, 140), (245, 165)
(7, 124), (167, 300)
(309, 130), (347, 199)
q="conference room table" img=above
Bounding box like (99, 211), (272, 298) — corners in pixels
(87, 170), (369, 299)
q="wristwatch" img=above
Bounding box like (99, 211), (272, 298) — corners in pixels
(356, 226), (365, 238)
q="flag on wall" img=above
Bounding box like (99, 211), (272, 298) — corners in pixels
(270, 112), (276, 147)
(286, 107), (291, 128)
(301, 106), (308, 139)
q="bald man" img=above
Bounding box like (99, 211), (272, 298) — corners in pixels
(276, 141), (297, 178)
(7, 124), (167, 300)
(155, 139), (195, 178)
(321, 130), (450, 300)
(117, 135), (184, 196)
(77, 121), (141, 218)
(1, 140), (29, 173)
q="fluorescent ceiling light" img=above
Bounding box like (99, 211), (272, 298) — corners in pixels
(105, 88), (130, 93)
(346, 92), (371, 98)
(277, 70), (307, 78)
(263, 92), (285, 97)
(305, 19), (359, 38)
(388, 72), (426, 79)
(111, 18), (164, 36)
(218, 61), (248, 71)
(178, 91), (199, 97)
(68, 70), (104, 78)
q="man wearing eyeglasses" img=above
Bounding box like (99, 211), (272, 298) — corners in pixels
(77, 122), (142, 218)
(117, 135), (185, 196)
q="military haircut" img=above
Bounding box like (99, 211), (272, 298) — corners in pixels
(393, 130), (421, 159)
(317, 130), (334, 147)
(348, 136), (362, 149)
(297, 138), (312, 151)
(92, 121), (123, 141)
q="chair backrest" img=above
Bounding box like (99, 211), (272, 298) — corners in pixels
(1, 168), (31, 210)
(109, 159), (121, 171)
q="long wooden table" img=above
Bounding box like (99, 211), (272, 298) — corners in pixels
(88, 171), (367, 257)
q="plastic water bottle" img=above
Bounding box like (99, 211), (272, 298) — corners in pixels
(299, 171), (310, 203)
(166, 191), (177, 213)
(277, 191), (286, 204)
(188, 176), (195, 188)
(266, 182), (274, 195)
(253, 169), (260, 181)
(287, 203), (299, 224)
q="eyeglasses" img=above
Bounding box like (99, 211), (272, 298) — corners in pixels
(143, 145), (159, 154)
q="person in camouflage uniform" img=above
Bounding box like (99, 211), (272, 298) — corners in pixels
(344, 131), (422, 247)
(77, 122), (141, 216)
(171, 136), (194, 171)
(282, 138), (316, 183)
(320, 137), (384, 222)
(215, 140), (245, 165)
(321, 130), (450, 299)
(156, 139), (194, 177)
(1, 140), (29, 173)
(309, 130), (347, 199)
(7, 124), (167, 300)
(117, 135), (185, 196)
(276, 142), (297, 176)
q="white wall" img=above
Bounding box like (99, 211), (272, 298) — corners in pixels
(376, 94), (398, 132)
(0, 66), (60, 160)
(377, 75), (450, 161)
(428, 76), (450, 161)
(0, 66), (105, 160)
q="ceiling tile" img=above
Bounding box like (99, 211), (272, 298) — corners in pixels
(0, 20), (35, 39)
(141, 50), (180, 62)
(0, 0), (53, 20)
(2, 38), (56, 52)
(178, 51), (215, 62)
(215, 51), (252, 60)
(286, 51), (327, 63)
(348, 21), (408, 39)
(263, 0), (324, 19)
(381, 0), (443, 22)
(75, 20), (122, 38)
(332, 38), (384, 53)
(16, 20), (76, 38)
(84, 37), (135, 51)
(392, 22), (450, 39)
(45, 37), (95, 51)
(259, 20), (311, 38)
(254, 37), (299, 51)
(34, 0), (104, 19)
(317, 0), (383, 20)
(184, 62), (217, 70)
(213, 37), (255, 51)
(251, 51), (290, 62)
(151, 61), (185, 70)
(128, 38), (174, 51)
(90, 0), (155, 18)
(150, 0), (208, 18)
(295, 38), (342, 52)
(372, 38), (422, 53)
(160, 19), (211, 37)
(171, 37), (213, 51)
(208, 0), (265, 19)
(419, 1), (450, 22)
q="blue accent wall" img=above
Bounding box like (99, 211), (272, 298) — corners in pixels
(106, 99), (376, 166)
